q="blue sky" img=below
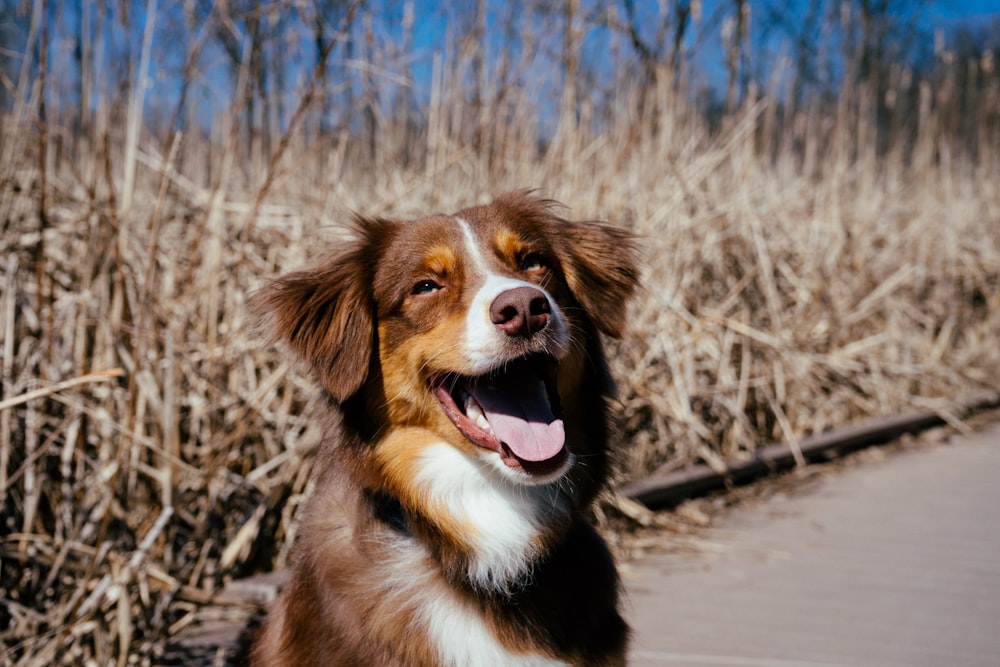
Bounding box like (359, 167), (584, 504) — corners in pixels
(932, 0), (1000, 20)
(10, 0), (998, 131)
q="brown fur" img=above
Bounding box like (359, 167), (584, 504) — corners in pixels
(250, 192), (639, 666)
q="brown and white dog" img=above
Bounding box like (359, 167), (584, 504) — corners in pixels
(250, 192), (639, 666)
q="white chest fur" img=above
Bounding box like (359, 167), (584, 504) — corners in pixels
(413, 443), (570, 593)
(418, 585), (570, 667)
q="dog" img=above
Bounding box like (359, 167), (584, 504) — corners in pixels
(250, 192), (639, 666)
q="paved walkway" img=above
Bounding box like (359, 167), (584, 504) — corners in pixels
(625, 421), (1000, 667)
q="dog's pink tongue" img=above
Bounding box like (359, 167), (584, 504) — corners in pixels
(471, 367), (565, 462)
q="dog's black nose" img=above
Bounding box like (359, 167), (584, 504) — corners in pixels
(490, 287), (551, 338)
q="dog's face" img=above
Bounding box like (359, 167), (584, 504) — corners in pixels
(257, 193), (638, 486)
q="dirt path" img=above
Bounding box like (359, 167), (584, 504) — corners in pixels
(625, 421), (1000, 667)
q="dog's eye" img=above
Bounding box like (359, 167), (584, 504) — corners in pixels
(411, 279), (442, 296)
(520, 254), (547, 273)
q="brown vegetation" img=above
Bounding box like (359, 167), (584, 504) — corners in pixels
(1, 0), (998, 663)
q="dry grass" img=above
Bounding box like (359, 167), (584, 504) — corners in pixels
(2, 4), (1000, 664)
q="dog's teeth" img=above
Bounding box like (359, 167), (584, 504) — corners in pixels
(464, 396), (492, 433)
(476, 414), (492, 432)
(465, 397), (484, 421)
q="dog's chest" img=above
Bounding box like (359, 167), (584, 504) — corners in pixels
(388, 443), (572, 665)
(412, 443), (570, 591)
(416, 585), (570, 667)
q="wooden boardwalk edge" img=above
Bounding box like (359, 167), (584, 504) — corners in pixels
(618, 390), (1000, 509)
(160, 571), (289, 666)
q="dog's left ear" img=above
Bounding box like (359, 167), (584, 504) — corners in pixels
(552, 218), (640, 339)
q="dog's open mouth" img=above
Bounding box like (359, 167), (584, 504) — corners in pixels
(430, 356), (568, 477)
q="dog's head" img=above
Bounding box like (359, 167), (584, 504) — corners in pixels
(256, 192), (638, 486)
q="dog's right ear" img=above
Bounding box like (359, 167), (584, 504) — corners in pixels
(252, 217), (393, 402)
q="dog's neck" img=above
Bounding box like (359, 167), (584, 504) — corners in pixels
(369, 433), (574, 595)
(366, 488), (409, 534)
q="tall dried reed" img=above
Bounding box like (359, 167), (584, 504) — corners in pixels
(1, 1), (998, 662)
